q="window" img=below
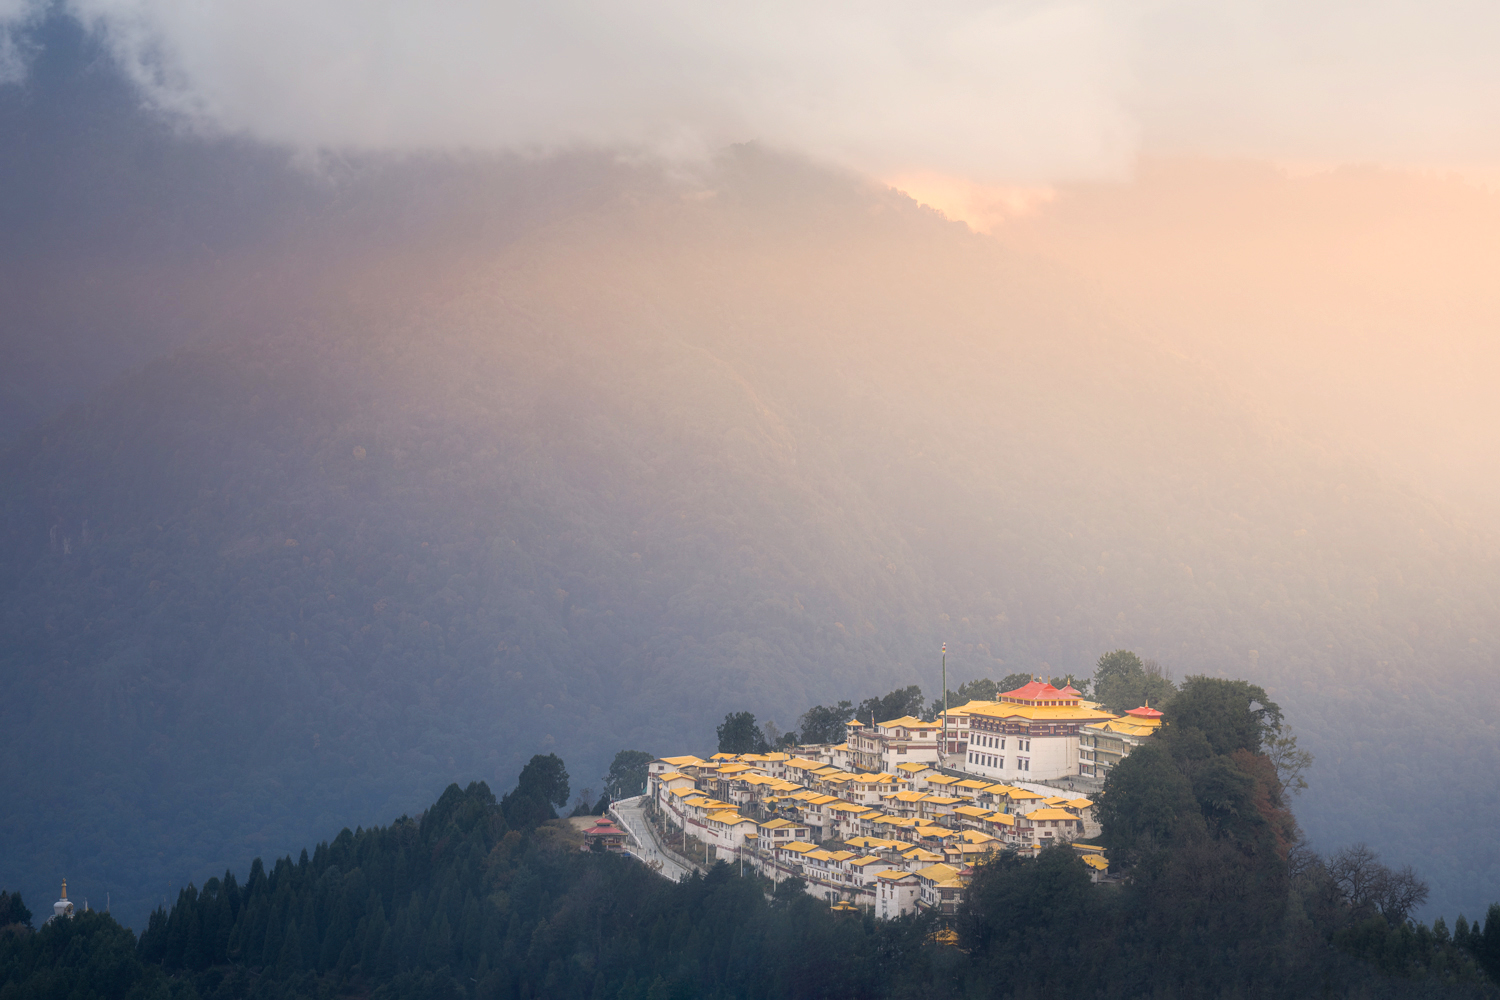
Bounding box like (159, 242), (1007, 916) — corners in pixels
(1000, 738), (1006, 749)
(997, 757), (1003, 768)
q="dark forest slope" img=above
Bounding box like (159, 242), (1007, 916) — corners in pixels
(2, 768), (1497, 1000)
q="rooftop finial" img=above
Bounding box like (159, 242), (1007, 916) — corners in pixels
(60, 879), (67, 900)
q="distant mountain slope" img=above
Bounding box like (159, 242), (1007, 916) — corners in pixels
(3, 150), (1498, 929)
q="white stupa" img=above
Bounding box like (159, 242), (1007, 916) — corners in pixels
(52, 879), (74, 921)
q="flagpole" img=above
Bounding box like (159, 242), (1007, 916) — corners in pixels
(941, 642), (947, 757)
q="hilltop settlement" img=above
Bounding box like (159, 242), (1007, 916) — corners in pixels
(632, 678), (1166, 917)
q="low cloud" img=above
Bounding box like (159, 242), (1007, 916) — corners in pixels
(7, 1), (1500, 181)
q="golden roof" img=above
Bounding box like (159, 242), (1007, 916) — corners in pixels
(706, 810), (753, 824)
(877, 716), (935, 730)
(913, 862), (963, 882)
(1025, 808), (1078, 821)
(968, 702), (1115, 722)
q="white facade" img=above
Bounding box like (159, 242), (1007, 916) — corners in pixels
(875, 872), (921, 919)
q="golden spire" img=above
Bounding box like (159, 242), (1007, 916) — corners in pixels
(60, 879), (67, 900)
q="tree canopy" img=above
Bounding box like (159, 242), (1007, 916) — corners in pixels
(500, 753), (570, 827)
(604, 750), (654, 799)
(716, 711), (770, 754)
(1091, 649), (1177, 714)
(798, 701), (855, 744)
(1167, 676), (1283, 756)
(855, 686), (926, 725)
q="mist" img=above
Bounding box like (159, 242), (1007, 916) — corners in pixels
(6, 1), (1500, 178)
(1, 3), (1498, 941)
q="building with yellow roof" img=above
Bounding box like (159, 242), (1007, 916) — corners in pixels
(875, 869), (921, 919)
(938, 700), (991, 756)
(961, 679), (1116, 782)
(917, 795), (963, 822)
(912, 863), (967, 915)
(1080, 704), (1163, 777)
(758, 817), (811, 844)
(952, 804), (993, 827)
(653, 755), (705, 772)
(1017, 807), (1085, 846)
(846, 715), (942, 773)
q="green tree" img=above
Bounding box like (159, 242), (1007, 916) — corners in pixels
(1091, 650), (1176, 714)
(501, 754), (570, 827)
(1167, 677), (1282, 756)
(855, 686), (926, 725)
(798, 701), (854, 744)
(716, 712), (770, 754)
(1478, 903), (1500, 982)
(0, 890), (32, 929)
(604, 750), (654, 799)
(997, 672), (1033, 693)
(1097, 740), (1202, 854)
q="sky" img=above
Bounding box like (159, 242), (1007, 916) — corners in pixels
(3, 0), (1500, 188)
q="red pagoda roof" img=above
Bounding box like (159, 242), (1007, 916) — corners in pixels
(1058, 684), (1082, 697)
(997, 680), (1079, 705)
(1125, 705), (1163, 719)
(584, 819), (622, 835)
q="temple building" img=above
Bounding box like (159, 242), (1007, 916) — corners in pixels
(960, 680), (1114, 781)
(1079, 704), (1163, 778)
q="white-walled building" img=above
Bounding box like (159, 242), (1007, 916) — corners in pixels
(847, 716), (942, 773)
(875, 870), (921, 919)
(962, 680), (1114, 781)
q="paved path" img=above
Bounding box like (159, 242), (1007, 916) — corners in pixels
(610, 796), (699, 882)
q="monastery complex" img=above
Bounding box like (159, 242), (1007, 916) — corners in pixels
(635, 678), (1164, 917)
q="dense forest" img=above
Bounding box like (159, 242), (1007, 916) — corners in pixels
(3, 15), (1500, 932)
(3, 682), (1499, 999)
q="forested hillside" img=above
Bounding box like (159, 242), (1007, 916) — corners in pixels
(2, 733), (1497, 1000)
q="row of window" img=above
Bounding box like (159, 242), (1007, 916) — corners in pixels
(965, 752), (1031, 771)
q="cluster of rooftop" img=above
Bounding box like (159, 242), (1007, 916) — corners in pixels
(631, 678), (1162, 914)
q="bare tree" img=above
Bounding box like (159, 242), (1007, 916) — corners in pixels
(1329, 843), (1429, 925)
(1329, 843), (1384, 912)
(1374, 864), (1430, 926)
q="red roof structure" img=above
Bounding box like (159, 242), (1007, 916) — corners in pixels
(1125, 705), (1163, 719)
(997, 679), (1081, 706)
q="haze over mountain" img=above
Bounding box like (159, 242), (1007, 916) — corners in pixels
(2, 15), (1498, 936)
